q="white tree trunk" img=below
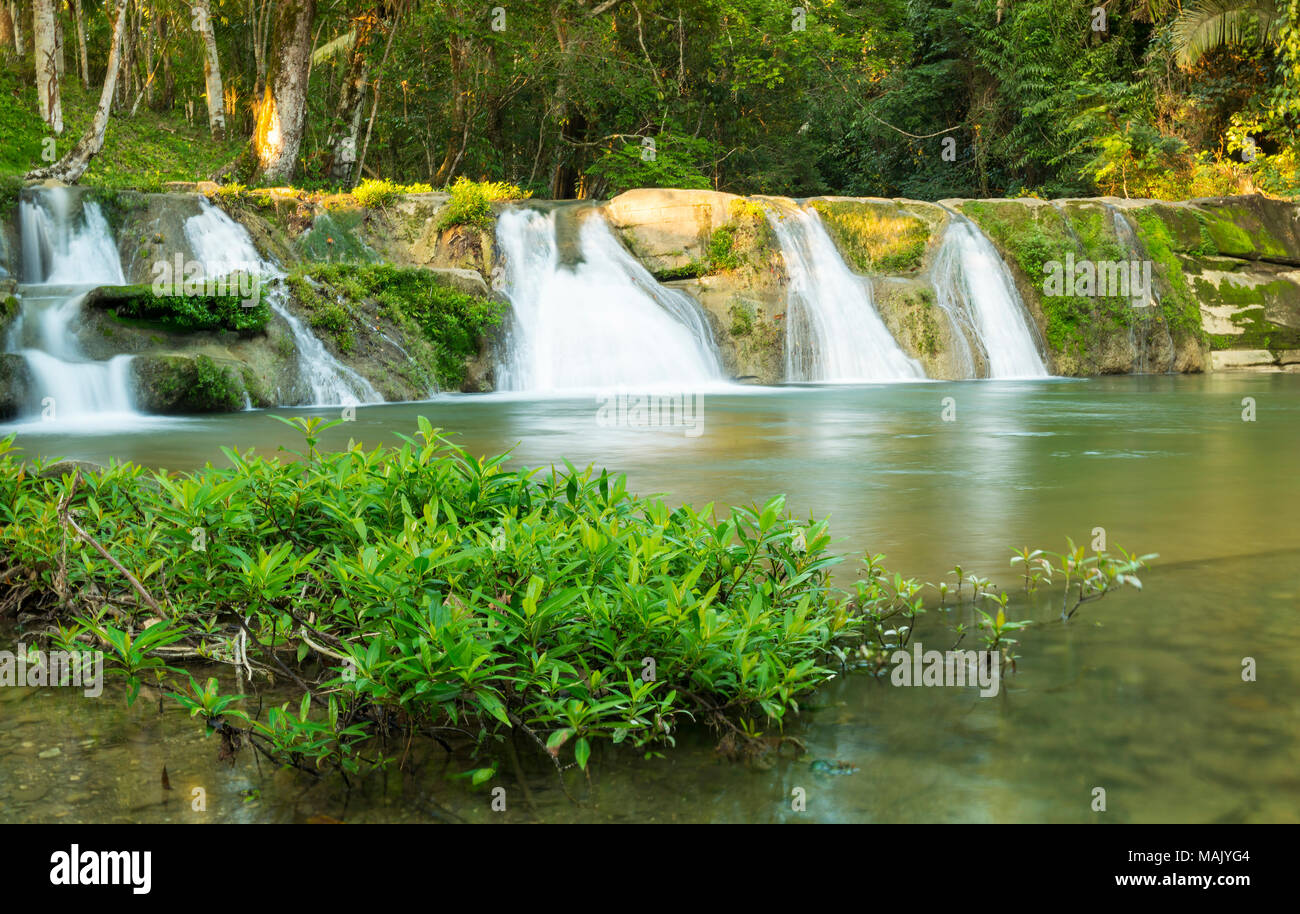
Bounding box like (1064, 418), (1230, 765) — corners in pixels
(0, 5), (12, 52)
(193, 0), (225, 138)
(8, 2), (22, 55)
(27, 0), (130, 182)
(33, 0), (62, 133)
(72, 0), (88, 88)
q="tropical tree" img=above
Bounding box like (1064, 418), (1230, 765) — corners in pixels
(1173, 0), (1286, 66)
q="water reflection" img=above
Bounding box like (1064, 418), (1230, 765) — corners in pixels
(2, 375), (1298, 822)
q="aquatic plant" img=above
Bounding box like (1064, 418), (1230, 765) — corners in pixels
(0, 423), (1154, 785)
(0, 419), (866, 779)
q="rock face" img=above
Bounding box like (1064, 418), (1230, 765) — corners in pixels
(4, 187), (1300, 417)
(955, 194), (1300, 374)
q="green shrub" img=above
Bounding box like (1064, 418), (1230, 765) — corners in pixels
(352, 178), (435, 208)
(94, 284), (269, 333)
(436, 177), (531, 231)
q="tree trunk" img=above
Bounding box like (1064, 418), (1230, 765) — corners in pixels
(327, 11), (374, 185)
(33, 0), (62, 133)
(354, 13), (398, 187)
(0, 6), (13, 52)
(433, 28), (469, 185)
(53, 0), (63, 78)
(191, 0), (225, 138)
(72, 0), (88, 88)
(253, 0), (315, 183)
(27, 0), (130, 182)
(10, 2), (23, 55)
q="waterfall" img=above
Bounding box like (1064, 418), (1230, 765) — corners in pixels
(184, 199), (382, 406)
(494, 206), (723, 391)
(19, 188), (125, 286)
(930, 217), (1048, 379)
(5, 188), (137, 423)
(766, 206), (924, 382)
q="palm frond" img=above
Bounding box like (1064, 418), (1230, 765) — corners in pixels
(312, 30), (358, 66)
(1172, 0), (1284, 67)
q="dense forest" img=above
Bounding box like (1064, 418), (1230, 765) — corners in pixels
(1, 0), (1298, 201)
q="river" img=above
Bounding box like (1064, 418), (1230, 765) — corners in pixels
(2, 373), (1298, 822)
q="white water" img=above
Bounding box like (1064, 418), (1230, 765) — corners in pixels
(184, 200), (382, 406)
(6, 189), (138, 425)
(931, 217), (1048, 379)
(767, 207), (924, 382)
(494, 207), (723, 391)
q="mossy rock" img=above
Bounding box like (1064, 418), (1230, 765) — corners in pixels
(808, 198), (939, 274)
(875, 278), (982, 379)
(0, 353), (33, 420)
(295, 207), (379, 264)
(132, 353), (247, 413)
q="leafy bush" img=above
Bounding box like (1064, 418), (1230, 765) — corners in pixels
(352, 178), (435, 208)
(94, 284), (269, 333)
(436, 177), (531, 231)
(0, 420), (1152, 779)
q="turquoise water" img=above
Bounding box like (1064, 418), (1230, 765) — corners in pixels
(2, 373), (1298, 822)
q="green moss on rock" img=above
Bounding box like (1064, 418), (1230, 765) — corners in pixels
(133, 354), (246, 413)
(810, 200), (930, 274)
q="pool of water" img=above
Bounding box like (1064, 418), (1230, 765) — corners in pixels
(2, 374), (1298, 822)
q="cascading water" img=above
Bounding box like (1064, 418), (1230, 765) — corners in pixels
(5, 188), (137, 423)
(494, 206), (723, 391)
(766, 206), (925, 382)
(930, 216), (1049, 378)
(184, 199), (382, 406)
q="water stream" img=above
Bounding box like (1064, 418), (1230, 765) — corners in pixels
(930, 216), (1049, 378)
(494, 206), (724, 391)
(183, 200), (382, 406)
(5, 188), (136, 423)
(2, 374), (1297, 823)
(767, 205), (925, 382)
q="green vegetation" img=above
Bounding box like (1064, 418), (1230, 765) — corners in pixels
(436, 178), (531, 231)
(0, 58), (243, 190)
(88, 284), (269, 334)
(811, 201), (931, 274)
(288, 264), (505, 389)
(134, 354), (247, 413)
(352, 178), (435, 208)
(0, 419), (1151, 776)
(654, 200), (774, 281)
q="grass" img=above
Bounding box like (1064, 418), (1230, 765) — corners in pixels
(0, 57), (245, 190)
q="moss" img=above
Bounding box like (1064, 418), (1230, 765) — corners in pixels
(1130, 211), (1207, 338)
(86, 283), (269, 333)
(1206, 305), (1300, 351)
(899, 289), (941, 357)
(728, 301), (756, 336)
(811, 200), (930, 274)
(1195, 204), (1291, 260)
(136, 355), (246, 413)
(295, 208), (378, 263)
(290, 263), (505, 390)
(1, 295), (18, 322)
